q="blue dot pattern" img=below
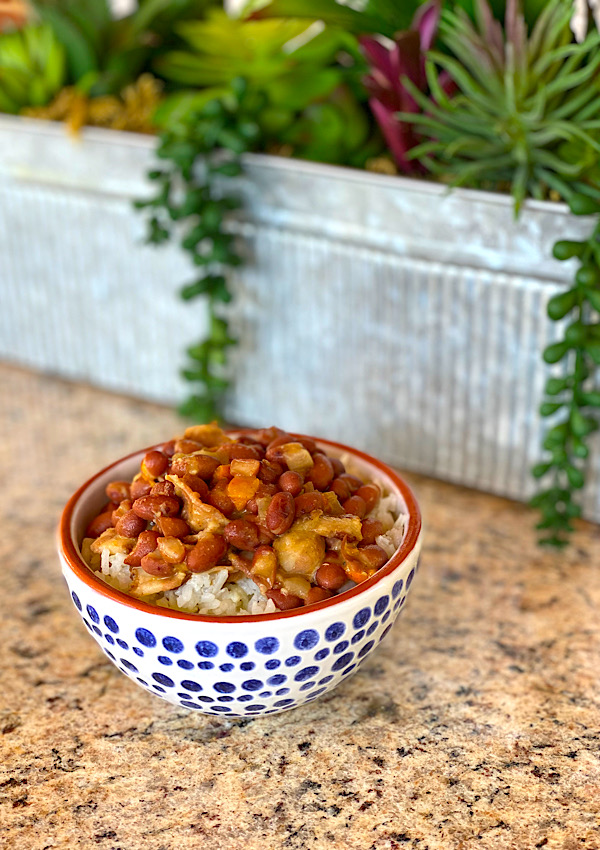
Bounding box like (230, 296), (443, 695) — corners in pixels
(66, 554), (419, 717)
(136, 628), (156, 647)
(353, 608), (371, 629)
(152, 673), (174, 687)
(104, 615), (119, 633)
(196, 641), (218, 658)
(294, 630), (319, 651)
(374, 596), (389, 616)
(86, 605), (99, 624)
(325, 622), (345, 641)
(255, 637), (279, 655)
(227, 642), (248, 658)
(214, 682), (235, 694)
(163, 636), (184, 654)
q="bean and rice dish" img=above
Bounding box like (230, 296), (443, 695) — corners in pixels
(81, 425), (406, 616)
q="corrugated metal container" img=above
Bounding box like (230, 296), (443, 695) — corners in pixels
(1, 115), (598, 519)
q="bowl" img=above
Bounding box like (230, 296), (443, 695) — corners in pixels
(58, 434), (422, 717)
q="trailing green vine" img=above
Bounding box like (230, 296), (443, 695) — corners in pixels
(531, 193), (600, 547)
(136, 81), (262, 422)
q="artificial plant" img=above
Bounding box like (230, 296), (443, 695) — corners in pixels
(138, 16), (375, 420)
(360, 1), (455, 174)
(394, 0), (600, 544)
(0, 23), (65, 113)
(531, 195), (600, 546)
(32, 0), (216, 96)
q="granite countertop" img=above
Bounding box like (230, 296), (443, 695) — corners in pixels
(1, 363), (599, 850)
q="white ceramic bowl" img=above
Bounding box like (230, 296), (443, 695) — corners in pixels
(58, 435), (422, 717)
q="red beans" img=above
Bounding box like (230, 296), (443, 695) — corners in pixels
(329, 477), (352, 502)
(115, 510), (147, 538)
(308, 453), (334, 491)
(295, 491), (324, 516)
(140, 551), (176, 577)
(132, 494), (180, 520)
(266, 589), (304, 610)
(306, 587), (333, 605)
(130, 478), (151, 500)
(279, 470), (303, 496)
(170, 454), (220, 480)
(150, 480), (175, 497)
(339, 474), (363, 493)
(143, 449), (169, 478)
(296, 435), (317, 454)
(223, 519), (260, 550)
(160, 440), (176, 457)
(157, 517), (190, 538)
(105, 480), (131, 504)
(181, 474), (209, 501)
(258, 459), (284, 484)
(85, 511), (114, 538)
(207, 482), (235, 516)
(355, 484), (380, 513)
(124, 530), (160, 566)
(265, 434), (295, 461)
(361, 518), (384, 545)
(251, 426), (286, 446)
(315, 562), (347, 590)
(358, 545), (388, 570)
(186, 534), (228, 572)
(218, 443), (261, 461)
(342, 495), (367, 519)
(266, 492), (296, 535)
(330, 457), (345, 477)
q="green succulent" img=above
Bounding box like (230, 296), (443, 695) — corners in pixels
(0, 24), (66, 114)
(32, 0), (216, 96)
(154, 10), (374, 165)
(531, 195), (600, 547)
(400, 0), (600, 213)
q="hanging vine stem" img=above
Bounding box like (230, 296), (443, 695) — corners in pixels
(532, 194), (600, 546)
(136, 80), (262, 422)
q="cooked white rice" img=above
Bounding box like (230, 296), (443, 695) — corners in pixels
(85, 464), (408, 616)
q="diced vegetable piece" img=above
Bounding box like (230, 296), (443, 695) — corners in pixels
(273, 529), (325, 576)
(279, 443), (314, 475)
(227, 475), (260, 510)
(230, 458), (260, 477)
(321, 491), (344, 516)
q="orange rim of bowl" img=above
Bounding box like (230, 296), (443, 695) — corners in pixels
(59, 433), (422, 624)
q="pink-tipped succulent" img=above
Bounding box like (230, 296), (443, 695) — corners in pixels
(361, 0), (454, 174)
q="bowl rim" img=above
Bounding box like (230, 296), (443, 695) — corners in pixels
(58, 432), (422, 624)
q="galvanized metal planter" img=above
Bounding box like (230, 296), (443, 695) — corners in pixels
(1, 115), (599, 520)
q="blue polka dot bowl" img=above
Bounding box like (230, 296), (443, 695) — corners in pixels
(58, 435), (422, 717)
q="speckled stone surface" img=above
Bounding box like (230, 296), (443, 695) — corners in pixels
(1, 362), (599, 850)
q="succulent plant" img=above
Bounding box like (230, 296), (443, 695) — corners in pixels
(32, 0), (215, 96)
(360, 1), (457, 174)
(399, 0), (600, 212)
(153, 9), (374, 165)
(0, 23), (66, 114)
